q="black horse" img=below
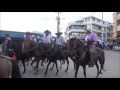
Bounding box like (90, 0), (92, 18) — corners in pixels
(68, 38), (105, 78)
(8, 41), (31, 74)
(44, 45), (69, 77)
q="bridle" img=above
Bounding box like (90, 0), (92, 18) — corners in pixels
(72, 39), (86, 61)
(22, 41), (38, 53)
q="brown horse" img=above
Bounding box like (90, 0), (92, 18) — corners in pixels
(0, 58), (12, 78)
(68, 38), (105, 78)
(22, 40), (47, 74)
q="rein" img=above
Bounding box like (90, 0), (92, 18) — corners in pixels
(23, 44), (38, 54)
(73, 39), (86, 61)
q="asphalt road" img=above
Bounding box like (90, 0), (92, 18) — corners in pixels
(20, 50), (120, 78)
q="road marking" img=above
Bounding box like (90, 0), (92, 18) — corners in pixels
(105, 70), (120, 76)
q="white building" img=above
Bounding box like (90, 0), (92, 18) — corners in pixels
(64, 16), (112, 41)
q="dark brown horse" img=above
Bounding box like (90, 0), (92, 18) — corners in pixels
(22, 41), (47, 74)
(68, 38), (105, 78)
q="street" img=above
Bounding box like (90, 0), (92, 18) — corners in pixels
(20, 50), (120, 78)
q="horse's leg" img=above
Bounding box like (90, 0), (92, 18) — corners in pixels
(99, 51), (106, 74)
(50, 62), (54, 70)
(31, 59), (36, 68)
(75, 65), (79, 78)
(83, 65), (86, 78)
(41, 60), (44, 66)
(65, 58), (69, 72)
(26, 59), (29, 66)
(35, 59), (40, 75)
(44, 60), (52, 77)
(19, 60), (22, 67)
(95, 62), (99, 78)
(60, 60), (62, 69)
(22, 59), (26, 74)
(55, 60), (59, 75)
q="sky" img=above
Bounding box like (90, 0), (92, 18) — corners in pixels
(0, 12), (114, 36)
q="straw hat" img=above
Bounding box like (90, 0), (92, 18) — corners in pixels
(85, 29), (92, 32)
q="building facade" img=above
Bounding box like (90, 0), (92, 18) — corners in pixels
(65, 16), (112, 41)
(117, 12), (120, 37)
(113, 12), (117, 38)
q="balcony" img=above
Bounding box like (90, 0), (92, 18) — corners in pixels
(66, 29), (85, 34)
(66, 35), (85, 40)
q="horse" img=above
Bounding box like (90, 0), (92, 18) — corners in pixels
(68, 38), (105, 78)
(0, 45), (21, 78)
(48, 44), (69, 72)
(22, 40), (47, 74)
(7, 40), (32, 74)
(44, 44), (69, 77)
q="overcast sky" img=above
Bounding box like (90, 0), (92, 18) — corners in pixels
(0, 12), (114, 36)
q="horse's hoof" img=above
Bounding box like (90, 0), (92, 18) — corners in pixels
(41, 65), (44, 67)
(33, 67), (36, 71)
(65, 70), (68, 72)
(102, 68), (106, 71)
(55, 72), (58, 76)
(44, 74), (47, 77)
(34, 72), (38, 75)
(23, 72), (25, 74)
(99, 72), (103, 74)
(96, 76), (99, 78)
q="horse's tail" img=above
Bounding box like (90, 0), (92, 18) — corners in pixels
(11, 60), (22, 78)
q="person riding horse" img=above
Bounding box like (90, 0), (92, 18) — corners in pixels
(85, 29), (98, 67)
(40, 30), (53, 51)
(23, 32), (33, 60)
(1, 33), (11, 56)
(54, 32), (66, 64)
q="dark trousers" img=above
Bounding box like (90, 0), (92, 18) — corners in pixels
(55, 45), (65, 60)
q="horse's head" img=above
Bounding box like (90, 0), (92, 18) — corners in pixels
(22, 40), (36, 53)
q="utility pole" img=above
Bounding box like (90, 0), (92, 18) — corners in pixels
(102, 12), (104, 42)
(57, 12), (60, 33)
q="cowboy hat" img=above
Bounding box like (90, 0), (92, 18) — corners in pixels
(85, 28), (92, 32)
(26, 31), (31, 34)
(55, 32), (63, 35)
(44, 30), (50, 33)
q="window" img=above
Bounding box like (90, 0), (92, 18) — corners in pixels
(92, 18), (95, 21)
(72, 33), (80, 36)
(85, 18), (90, 22)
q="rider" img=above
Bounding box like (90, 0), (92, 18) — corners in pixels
(24, 32), (33, 42)
(41, 30), (53, 51)
(54, 32), (66, 64)
(23, 32), (33, 60)
(85, 29), (98, 67)
(1, 33), (11, 56)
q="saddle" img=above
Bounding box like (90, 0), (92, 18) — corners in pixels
(0, 55), (13, 60)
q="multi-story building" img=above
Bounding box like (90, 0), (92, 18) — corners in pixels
(117, 12), (120, 37)
(112, 12), (117, 38)
(64, 16), (112, 41)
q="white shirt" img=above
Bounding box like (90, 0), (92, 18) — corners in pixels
(55, 36), (65, 45)
(42, 35), (52, 44)
(97, 39), (102, 45)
